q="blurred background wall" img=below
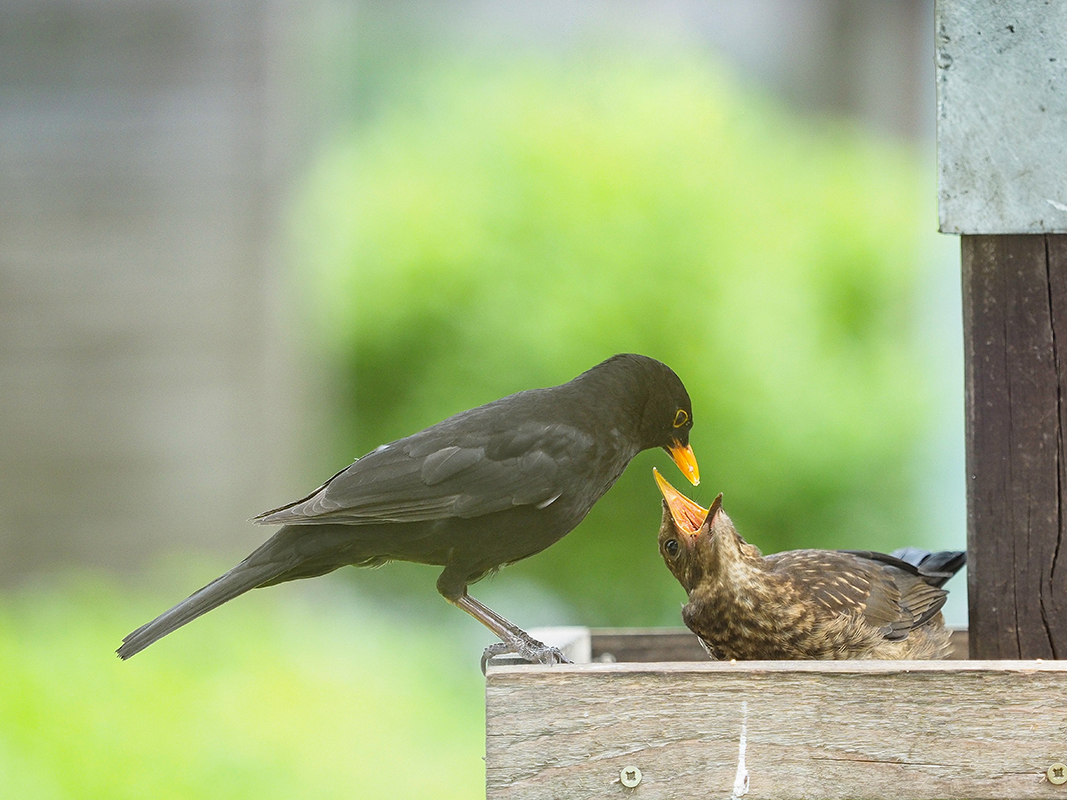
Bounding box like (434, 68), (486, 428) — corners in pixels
(0, 0), (309, 579)
(0, 0), (960, 609)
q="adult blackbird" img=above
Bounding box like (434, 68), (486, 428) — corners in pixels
(653, 469), (964, 660)
(117, 354), (699, 666)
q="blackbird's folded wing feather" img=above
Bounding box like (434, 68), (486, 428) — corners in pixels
(768, 550), (947, 640)
(254, 420), (594, 525)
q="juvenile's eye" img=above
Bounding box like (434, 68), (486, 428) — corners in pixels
(664, 538), (680, 558)
(673, 409), (689, 428)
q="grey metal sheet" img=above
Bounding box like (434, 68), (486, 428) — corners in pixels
(936, 0), (1067, 234)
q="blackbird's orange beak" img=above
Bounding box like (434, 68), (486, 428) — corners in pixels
(667, 441), (700, 486)
(653, 467), (707, 535)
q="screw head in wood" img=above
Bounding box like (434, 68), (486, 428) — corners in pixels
(620, 766), (642, 788)
(1049, 764), (1067, 785)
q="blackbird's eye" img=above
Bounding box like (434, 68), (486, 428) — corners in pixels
(664, 538), (680, 558)
(672, 409), (689, 428)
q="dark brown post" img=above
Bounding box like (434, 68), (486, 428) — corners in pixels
(962, 234), (1067, 657)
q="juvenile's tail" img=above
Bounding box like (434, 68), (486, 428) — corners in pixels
(890, 547), (966, 588)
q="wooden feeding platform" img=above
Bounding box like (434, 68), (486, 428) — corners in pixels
(485, 628), (1067, 800)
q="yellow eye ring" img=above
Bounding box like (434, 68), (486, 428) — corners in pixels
(673, 409), (689, 428)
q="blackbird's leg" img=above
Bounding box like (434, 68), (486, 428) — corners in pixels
(447, 593), (571, 672)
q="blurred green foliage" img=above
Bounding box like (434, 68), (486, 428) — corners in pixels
(0, 573), (485, 799)
(290, 53), (942, 626)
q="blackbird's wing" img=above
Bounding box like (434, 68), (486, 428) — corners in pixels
(768, 550), (947, 641)
(254, 418), (596, 526)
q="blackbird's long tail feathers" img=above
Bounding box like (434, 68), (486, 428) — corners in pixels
(118, 523), (382, 659)
(116, 558), (291, 660)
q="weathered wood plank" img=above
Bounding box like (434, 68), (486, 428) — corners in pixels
(486, 660), (1067, 800)
(962, 234), (1067, 658)
(590, 627), (708, 662)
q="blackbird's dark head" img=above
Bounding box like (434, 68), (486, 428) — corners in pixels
(591, 354), (698, 486)
(653, 469), (754, 591)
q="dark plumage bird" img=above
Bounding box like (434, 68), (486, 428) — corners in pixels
(117, 354), (699, 666)
(653, 469), (964, 660)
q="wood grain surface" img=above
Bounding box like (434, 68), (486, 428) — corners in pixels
(487, 660), (1067, 799)
(962, 234), (1067, 658)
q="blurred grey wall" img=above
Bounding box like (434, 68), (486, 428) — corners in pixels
(0, 0), (317, 582)
(0, 0), (936, 585)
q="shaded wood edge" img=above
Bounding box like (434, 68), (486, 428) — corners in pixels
(486, 657), (1067, 678)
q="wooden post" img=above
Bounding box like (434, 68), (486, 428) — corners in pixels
(937, 2), (1067, 657)
(962, 235), (1067, 658)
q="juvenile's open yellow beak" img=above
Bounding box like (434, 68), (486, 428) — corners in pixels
(667, 442), (700, 486)
(653, 467), (707, 534)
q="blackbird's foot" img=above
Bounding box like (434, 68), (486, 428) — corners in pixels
(480, 635), (572, 674)
(448, 591), (572, 672)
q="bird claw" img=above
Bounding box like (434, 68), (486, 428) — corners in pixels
(480, 637), (572, 674)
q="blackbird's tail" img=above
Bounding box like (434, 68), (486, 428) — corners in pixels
(890, 547), (967, 588)
(116, 523), (355, 660)
(117, 558), (290, 660)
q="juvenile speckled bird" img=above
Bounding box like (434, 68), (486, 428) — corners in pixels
(653, 469), (964, 660)
(117, 354), (699, 666)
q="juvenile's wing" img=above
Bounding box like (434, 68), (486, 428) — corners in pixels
(254, 419), (596, 526)
(768, 550), (946, 640)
